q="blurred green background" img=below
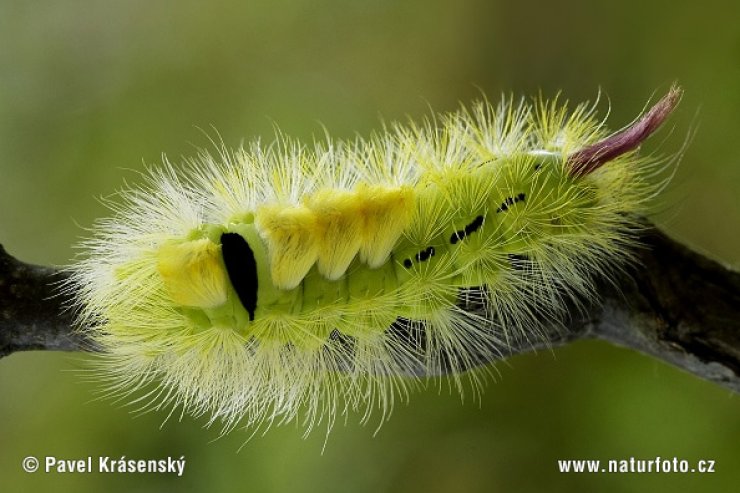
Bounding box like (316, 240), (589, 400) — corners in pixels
(1, 0), (738, 492)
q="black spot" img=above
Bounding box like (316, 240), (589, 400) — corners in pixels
(329, 328), (355, 348)
(416, 246), (435, 262)
(457, 287), (489, 311)
(403, 258), (413, 269)
(387, 318), (427, 353)
(464, 215), (484, 235)
(451, 215), (485, 244)
(534, 163), (542, 171)
(496, 193), (526, 213)
(220, 232), (258, 321)
(507, 253), (530, 270)
(328, 330), (357, 369)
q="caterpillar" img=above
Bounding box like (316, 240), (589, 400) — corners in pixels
(68, 87), (680, 435)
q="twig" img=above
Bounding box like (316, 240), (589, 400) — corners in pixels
(0, 246), (84, 357)
(1, 224), (739, 392)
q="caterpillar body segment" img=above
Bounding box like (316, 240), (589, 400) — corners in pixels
(154, 152), (588, 337)
(69, 88), (680, 434)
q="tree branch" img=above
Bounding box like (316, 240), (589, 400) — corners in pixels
(1, 224), (739, 393)
(0, 246), (86, 357)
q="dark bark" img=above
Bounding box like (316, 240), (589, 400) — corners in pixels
(1, 225), (739, 392)
(0, 245), (87, 357)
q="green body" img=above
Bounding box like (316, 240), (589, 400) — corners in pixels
(184, 153), (596, 341)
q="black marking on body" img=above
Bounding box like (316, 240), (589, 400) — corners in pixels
(329, 329), (356, 363)
(388, 318), (427, 353)
(450, 215), (485, 244)
(403, 246), (436, 268)
(415, 246), (435, 262)
(496, 192), (526, 213)
(508, 253), (530, 270)
(220, 232), (258, 321)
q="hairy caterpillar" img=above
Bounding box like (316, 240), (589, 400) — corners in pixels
(68, 87), (680, 435)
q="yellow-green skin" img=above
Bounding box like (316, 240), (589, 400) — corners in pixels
(174, 153), (607, 348)
(70, 95), (657, 434)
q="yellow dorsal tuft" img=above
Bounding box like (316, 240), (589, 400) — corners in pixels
(255, 204), (320, 289)
(303, 189), (364, 280)
(156, 239), (228, 308)
(355, 184), (415, 268)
